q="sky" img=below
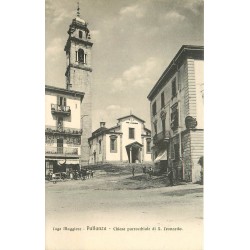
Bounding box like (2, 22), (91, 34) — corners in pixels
(45, 0), (204, 131)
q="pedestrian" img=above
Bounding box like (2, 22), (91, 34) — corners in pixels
(52, 173), (56, 184)
(132, 166), (135, 177)
(142, 166), (146, 174)
(167, 156), (174, 186)
(49, 171), (53, 181)
(90, 170), (94, 178)
(148, 166), (153, 178)
(167, 168), (174, 186)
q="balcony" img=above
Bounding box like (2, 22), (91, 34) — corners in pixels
(153, 131), (170, 144)
(45, 126), (82, 135)
(51, 104), (71, 116)
(45, 146), (79, 156)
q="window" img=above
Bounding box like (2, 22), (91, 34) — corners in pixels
(161, 92), (165, 108)
(146, 139), (151, 153)
(79, 30), (83, 38)
(84, 54), (87, 64)
(129, 128), (135, 139)
(170, 104), (179, 130)
(172, 78), (177, 97)
(174, 143), (180, 160)
(45, 161), (53, 175)
(110, 136), (117, 153)
(99, 139), (102, 154)
(78, 49), (84, 63)
(154, 122), (157, 135)
(152, 101), (157, 116)
(75, 51), (78, 61)
(58, 96), (66, 106)
(57, 117), (63, 131)
(162, 118), (165, 133)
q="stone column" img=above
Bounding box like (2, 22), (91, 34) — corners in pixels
(140, 148), (143, 163)
(130, 147), (132, 163)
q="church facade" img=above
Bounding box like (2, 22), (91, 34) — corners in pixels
(88, 115), (152, 164)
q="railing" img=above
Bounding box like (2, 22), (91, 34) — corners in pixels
(153, 130), (170, 144)
(51, 104), (71, 116)
(45, 126), (82, 135)
(45, 146), (79, 155)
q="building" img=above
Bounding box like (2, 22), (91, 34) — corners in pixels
(45, 85), (84, 175)
(147, 45), (204, 183)
(88, 115), (152, 164)
(64, 6), (93, 165)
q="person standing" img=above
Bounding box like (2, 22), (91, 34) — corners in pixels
(167, 156), (174, 186)
(132, 166), (135, 177)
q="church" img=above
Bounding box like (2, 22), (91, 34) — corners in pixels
(88, 114), (152, 164)
(45, 5), (92, 175)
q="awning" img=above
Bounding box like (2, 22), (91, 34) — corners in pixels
(66, 159), (79, 164)
(45, 158), (79, 165)
(154, 150), (167, 163)
(58, 159), (66, 165)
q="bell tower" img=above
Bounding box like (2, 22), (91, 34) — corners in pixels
(64, 3), (93, 165)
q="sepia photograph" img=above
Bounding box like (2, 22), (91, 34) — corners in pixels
(4, 1), (250, 250)
(45, 0), (204, 249)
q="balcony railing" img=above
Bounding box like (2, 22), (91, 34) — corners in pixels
(45, 146), (79, 155)
(153, 130), (170, 144)
(45, 126), (82, 135)
(51, 104), (71, 116)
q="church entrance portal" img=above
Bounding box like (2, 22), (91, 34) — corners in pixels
(125, 141), (143, 163)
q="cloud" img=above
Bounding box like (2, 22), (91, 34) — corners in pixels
(46, 0), (73, 26)
(46, 37), (64, 60)
(92, 105), (131, 130)
(91, 30), (101, 42)
(163, 11), (185, 22)
(183, 0), (204, 15)
(111, 57), (160, 93)
(119, 4), (145, 18)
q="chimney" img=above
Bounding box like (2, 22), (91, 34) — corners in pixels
(100, 122), (106, 128)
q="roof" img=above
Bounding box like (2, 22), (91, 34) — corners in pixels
(147, 45), (204, 101)
(91, 127), (108, 137)
(125, 141), (143, 148)
(45, 85), (85, 100)
(117, 114), (145, 123)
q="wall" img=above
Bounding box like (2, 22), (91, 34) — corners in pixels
(64, 98), (81, 129)
(150, 62), (187, 138)
(190, 130), (203, 183)
(88, 134), (105, 164)
(45, 94), (57, 127)
(45, 92), (81, 129)
(194, 60), (204, 129)
(142, 137), (152, 162)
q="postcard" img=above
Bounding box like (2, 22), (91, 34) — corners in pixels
(45, 1), (204, 249)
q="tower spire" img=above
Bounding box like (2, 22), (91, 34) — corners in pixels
(77, 2), (80, 17)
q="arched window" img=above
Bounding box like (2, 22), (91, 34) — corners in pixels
(78, 49), (84, 63)
(79, 30), (83, 39)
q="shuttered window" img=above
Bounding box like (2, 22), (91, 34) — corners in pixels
(110, 136), (117, 153)
(129, 128), (135, 139)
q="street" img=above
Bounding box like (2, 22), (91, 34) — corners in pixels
(46, 173), (203, 250)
